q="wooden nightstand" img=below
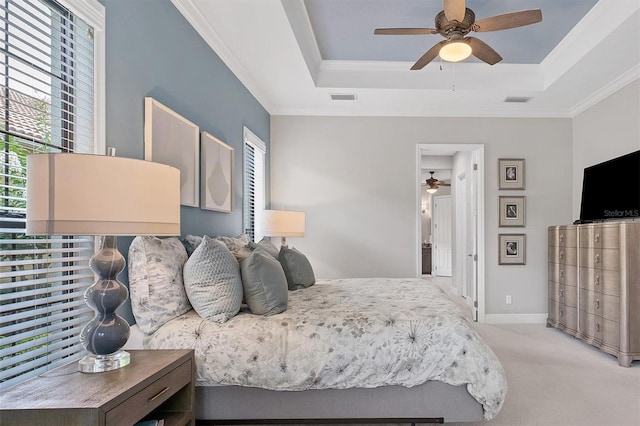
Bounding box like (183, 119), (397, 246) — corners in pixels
(0, 349), (195, 426)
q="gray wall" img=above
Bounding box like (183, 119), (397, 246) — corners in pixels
(572, 80), (640, 219)
(102, 0), (270, 322)
(271, 116), (573, 317)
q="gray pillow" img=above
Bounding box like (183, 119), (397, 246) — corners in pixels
(181, 234), (202, 257)
(240, 248), (288, 315)
(278, 247), (316, 290)
(183, 236), (243, 323)
(127, 236), (191, 334)
(248, 237), (279, 259)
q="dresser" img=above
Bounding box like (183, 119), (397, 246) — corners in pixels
(547, 221), (640, 367)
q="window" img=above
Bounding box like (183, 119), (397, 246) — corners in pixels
(243, 126), (266, 242)
(0, 0), (103, 389)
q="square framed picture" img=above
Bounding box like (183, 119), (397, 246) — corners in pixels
(499, 196), (525, 227)
(498, 158), (525, 190)
(201, 131), (234, 212)
(499, 234), (526, 265)
(144, 97), (200, 207)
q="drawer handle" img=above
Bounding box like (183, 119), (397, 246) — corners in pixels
(595, 299), (600, 310)
(559, 234), (564, 242)
(595, 275), (600, 286)
(149, 386), (170, 402)
(559, 251), (564, 260)
(560, 309), (564, 317)
(596, 323), (600, 332)
(595, 233), (600, 243)
(560, 287), (564, 296)
(560, 269), (564, 278)
(595, 254), (600, 263)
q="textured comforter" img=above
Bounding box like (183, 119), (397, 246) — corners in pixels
(144, 278), (507, 419)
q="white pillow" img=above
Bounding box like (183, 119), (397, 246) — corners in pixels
(183, 236), (243, 323)
(127, 236), (191, 334)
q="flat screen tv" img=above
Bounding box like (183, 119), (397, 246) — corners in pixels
(579, 150), (640, 223)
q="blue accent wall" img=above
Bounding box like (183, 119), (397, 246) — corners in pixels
(102, 0), (270, 322)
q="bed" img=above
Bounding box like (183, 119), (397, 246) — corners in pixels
(127, 276), (507, 423)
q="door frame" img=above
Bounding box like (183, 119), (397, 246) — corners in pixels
(415, 144), (486, 322)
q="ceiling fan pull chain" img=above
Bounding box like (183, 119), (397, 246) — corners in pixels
(452, 62), (456, 91)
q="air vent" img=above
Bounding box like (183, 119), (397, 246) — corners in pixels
(504, 96), (532, 103)
(330, 93), (357, 101)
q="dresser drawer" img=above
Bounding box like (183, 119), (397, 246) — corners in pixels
(106, 358), (192, 425)
(579, 248), (620, 271)
(602, 293), (620, 321)
(579, 289), (602, 316)
(548, 226), (577, 247)
(602, 318), (620, 349)
(559, 305), (577, 332)
(548, 299), (559, 323)
(548, 280), (560, 302)
(579, 267), (620, 295)
(563, 284), (577, 308)
(579, 311), (603, 342)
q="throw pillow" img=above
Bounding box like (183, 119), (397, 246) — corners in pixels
(127, 236), (191, 334)
(248, 237), (279, 259)
(181, 234), (203, 257)
(240, 248), (288, 315)
(215, 234), (252, 262)
(278, 247), (316, 290)
(183, 235), (243, 322)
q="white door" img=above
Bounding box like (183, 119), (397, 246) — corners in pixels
(456, 173), (468, 297)
(433, 195), (452, 277)
(467, 163), (479, 320)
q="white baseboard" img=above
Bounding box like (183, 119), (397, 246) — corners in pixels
(484, 313), (548, 324)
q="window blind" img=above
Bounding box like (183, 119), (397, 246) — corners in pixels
(0, 0), (96, 390)
(243, 126), (266, 242)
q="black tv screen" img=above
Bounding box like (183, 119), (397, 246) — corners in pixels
(579, 150), (640, 223)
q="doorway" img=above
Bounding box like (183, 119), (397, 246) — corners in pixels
(415, 144), (485, 322)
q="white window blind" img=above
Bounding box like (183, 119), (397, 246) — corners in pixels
(243, 126), (266, 242)
(0, 0), (98, 390)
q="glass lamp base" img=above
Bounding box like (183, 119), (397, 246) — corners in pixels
(79, 350), (130, 373)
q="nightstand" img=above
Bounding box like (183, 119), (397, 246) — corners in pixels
(0, 349), (195, 426)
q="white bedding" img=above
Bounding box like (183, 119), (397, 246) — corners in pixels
(143, 278), (507, 420)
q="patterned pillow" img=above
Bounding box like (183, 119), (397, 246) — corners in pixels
(240, 248), (288, 315)
(278, 247), (316, 290)
(183, 236), (243, 323)
(127, 236), (191, 334)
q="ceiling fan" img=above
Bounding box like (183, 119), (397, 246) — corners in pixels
(374, 0), (543, 69)
(424, 171), (450, 193)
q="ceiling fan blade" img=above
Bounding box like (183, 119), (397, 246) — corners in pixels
(374, 28), (437, 35)
(443, 0), (466, 22)
(467, 37), (502, 65)
(411, 40), (447, 70)
(439, 183), (451, 186)
(473, 9), (542, 32)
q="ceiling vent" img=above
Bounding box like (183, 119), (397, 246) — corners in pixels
(330, 93), (357, 101)
(504, 96), (532, 103)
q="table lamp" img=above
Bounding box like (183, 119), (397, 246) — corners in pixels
(259, 210), (305, 247)
(26, 152), (180, 373)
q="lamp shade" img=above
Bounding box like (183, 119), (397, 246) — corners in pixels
(259, 210), (305, 237)
(26, 153), (180, 236)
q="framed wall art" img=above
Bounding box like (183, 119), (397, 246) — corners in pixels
(144, 97), (200, 207)
(498, 233), (526, 265)
(498, 158), (525, 190)
(499, 196), (525, 227)
(200, 131), (234, 212)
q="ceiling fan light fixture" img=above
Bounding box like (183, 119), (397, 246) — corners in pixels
(427, 187), (438, 194)
(439, 41), (472, 62)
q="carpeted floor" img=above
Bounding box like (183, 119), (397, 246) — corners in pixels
(451, 322), (640, 426)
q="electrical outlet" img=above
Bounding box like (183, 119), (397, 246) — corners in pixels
(506, 295), (512, 305)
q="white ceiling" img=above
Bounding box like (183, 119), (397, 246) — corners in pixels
(172, 0), (640, 118)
